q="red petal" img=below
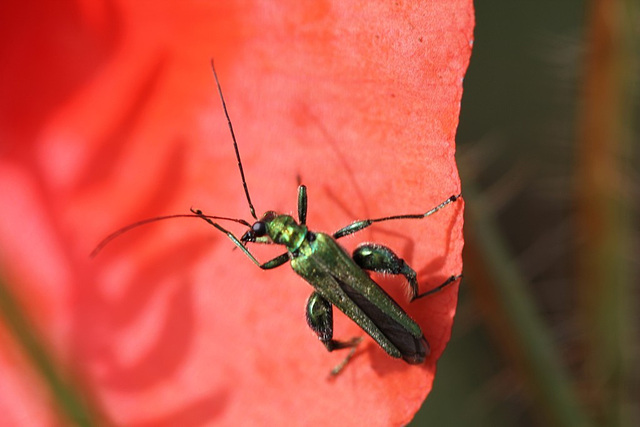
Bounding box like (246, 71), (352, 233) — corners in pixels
(0, 1), (473, 425)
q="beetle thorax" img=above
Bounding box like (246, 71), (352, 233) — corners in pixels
(267, 214), (307, 250)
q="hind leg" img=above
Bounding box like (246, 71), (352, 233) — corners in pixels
(352, 243), (460, 301)
(306, 292), (362, 375)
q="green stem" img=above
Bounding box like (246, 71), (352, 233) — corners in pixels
(463, 182), (593, 427)
(575, 0), (638, 425)
(0, 273), (100, 426)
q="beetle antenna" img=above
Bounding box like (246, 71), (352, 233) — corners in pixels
(91, 213), (251, 257)
(210, 59), (257, 220)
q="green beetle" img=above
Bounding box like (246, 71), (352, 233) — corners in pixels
(94, 61), (462, 375)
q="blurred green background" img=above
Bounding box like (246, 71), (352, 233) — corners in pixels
(414, 1), (638, 426)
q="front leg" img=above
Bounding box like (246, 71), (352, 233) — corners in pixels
(191, 208), (289, 270)
(259, 252), (290, 270)
(306, 292), (362, 375)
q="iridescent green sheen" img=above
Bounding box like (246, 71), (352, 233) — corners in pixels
(195, 185), (462, 372)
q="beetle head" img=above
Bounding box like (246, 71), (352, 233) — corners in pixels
(241, 211), (277, 244)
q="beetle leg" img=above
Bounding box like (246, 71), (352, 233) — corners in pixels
(306, 292), (363, 375)
(259, 252), (290, 269)
(413, 273), (463, 300)
(352, 243), (461, 302)
(306, 292), (361, 350)
(332, 194), (461, 239)
(352, 243), (420, 300)
(297, 184), (307, 225)
(191, 208), (289, 270)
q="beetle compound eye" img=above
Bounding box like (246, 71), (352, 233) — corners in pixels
(252, 221), (267, 237)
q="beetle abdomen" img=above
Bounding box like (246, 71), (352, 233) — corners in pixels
(337, 278), (429, 364)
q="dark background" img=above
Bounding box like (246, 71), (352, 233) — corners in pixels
(413, 1), (639, 426)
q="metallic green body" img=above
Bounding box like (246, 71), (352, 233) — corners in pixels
(292, 231), (422, 359)
(266, 214), (423, 360)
